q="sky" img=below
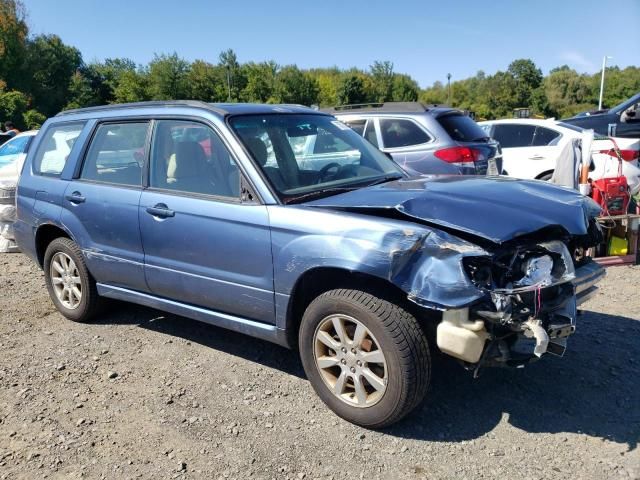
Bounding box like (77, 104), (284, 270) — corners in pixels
(24, 0), (640, 88)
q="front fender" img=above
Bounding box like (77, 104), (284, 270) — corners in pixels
(269, 206), (488, 310)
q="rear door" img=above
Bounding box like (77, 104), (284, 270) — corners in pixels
(139, 119), (274, 323)
(61, 121), (150, 291)
(491, 124), (558, 179)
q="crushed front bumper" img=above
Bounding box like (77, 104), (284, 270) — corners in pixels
(436, 260), (606, 369)
(573, 260), (606, 306)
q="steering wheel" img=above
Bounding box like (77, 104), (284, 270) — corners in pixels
(317, 162), (341, 183)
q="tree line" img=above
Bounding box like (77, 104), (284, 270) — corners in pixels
(1, 0), (638, 131)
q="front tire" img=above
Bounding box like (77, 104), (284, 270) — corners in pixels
(299, 289), (430, 428)
(43, 237), (102, 323)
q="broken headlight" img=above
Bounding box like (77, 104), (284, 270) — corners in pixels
(464, 240), (575, 292)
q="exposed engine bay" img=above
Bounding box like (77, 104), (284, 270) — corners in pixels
(437, 222), (605, 371)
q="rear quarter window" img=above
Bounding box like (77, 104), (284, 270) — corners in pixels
(379, 118), (430, 148)
(532, 126), (561, 146)
(33, 122), (86, 176)
(437, 114), (487, 142)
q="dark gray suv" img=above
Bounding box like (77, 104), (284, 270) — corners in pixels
(325, 102), (502, 176)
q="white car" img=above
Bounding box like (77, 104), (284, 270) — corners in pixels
(0, 130), (38, 180)
(479, 119), (640, 194)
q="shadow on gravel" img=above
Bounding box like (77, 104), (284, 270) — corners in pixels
(96, 304), (639, 449)
(95, 302), (305, 379)
(388, 310), (640, 450)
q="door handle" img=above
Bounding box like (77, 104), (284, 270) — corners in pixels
(65, 191), (86, 204)
(528, 155), (545, 160)
(146, 203), (175, 218)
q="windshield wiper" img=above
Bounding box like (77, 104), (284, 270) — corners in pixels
(284, 174), (404, 204)
(284, 186), (360, 204)
(366, 174), (404, 187)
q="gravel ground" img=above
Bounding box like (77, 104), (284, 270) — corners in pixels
(0, 253), (639, 480)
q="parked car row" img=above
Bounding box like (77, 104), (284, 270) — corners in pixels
(478, 118), (640, 194)
(0, 130), (37, 180)
(13, 101), (605, 428)
(323, 102), (503, 176)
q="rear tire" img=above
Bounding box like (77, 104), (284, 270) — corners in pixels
(299, 289), (430, 428)
(43, 237), (102, 323)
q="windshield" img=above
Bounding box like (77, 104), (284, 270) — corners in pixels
(229, 114), (405, 202)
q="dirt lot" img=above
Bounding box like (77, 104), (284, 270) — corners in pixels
(0, 253), (639, 480)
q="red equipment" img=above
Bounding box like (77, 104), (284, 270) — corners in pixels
(590, 138), (630, 216)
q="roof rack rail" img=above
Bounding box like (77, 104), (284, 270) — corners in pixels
(56, 100), (220, 117)
(322, 102), (451, 114)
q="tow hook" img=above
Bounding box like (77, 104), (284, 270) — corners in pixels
(522, 319), (549, 357)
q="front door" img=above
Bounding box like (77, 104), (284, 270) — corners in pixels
(139, 119), (275, 324)
(60, 121), (150, 292)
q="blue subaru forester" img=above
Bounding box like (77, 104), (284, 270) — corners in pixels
(15, 101), (605, 427)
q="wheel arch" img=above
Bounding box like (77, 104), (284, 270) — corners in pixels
(35, 223), (74, 267)
(284, 266), (419, 348)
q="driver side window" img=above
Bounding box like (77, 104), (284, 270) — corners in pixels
(150, 120), (240, 198)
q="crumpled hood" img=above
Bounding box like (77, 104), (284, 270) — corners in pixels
(306, 176), (600, 244)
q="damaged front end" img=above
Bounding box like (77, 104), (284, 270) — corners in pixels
(305, 176), (607, 369)
(436, 233), (605, 371)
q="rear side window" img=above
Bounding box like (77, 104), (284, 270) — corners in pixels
(532, 126), (561, 146)
(33, 122), (85, 176)
(437, 114), (487, 142)
(80, 122), (149, 186)
(492, 124), (536, 148)
(380, 118), (430, 148)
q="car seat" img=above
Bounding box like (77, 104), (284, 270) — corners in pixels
(241, 137), (287, 191)
(168, 141), (212, 194)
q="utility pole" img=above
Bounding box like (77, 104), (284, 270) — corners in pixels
(447, 73), (452, 106)
(598, 56), (612, 111)
(226, 66), (232, 102)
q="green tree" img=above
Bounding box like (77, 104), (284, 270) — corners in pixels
(369, 60), (394, 102)
(188, 60), (225, 101)
(22, 34), (83, 116)
(419, 81), (447, 105)
(241, 61), (277, 103)
(337, 74), (367, 105)
(148, 53), (190, 100)
(23, 109), (46, 129)
(65, 70), (98, 110)
(507, 59), (543, 108)
(0, 89), (28, 129)
(543, 66), (592, 117)
(85, 58), (137, 104)
(113, 69), (150, 103)
(392, 74), (419, 102)
(0, 0), (28, 89)
(275, 66), (319, 105)
(218, 48), (246, 101)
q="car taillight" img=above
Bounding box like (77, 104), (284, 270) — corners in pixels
(597, 148), (639, 162)
(434, 146), (483, 164)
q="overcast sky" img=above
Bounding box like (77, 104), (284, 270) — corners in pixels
(25, 0), (640, 87)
